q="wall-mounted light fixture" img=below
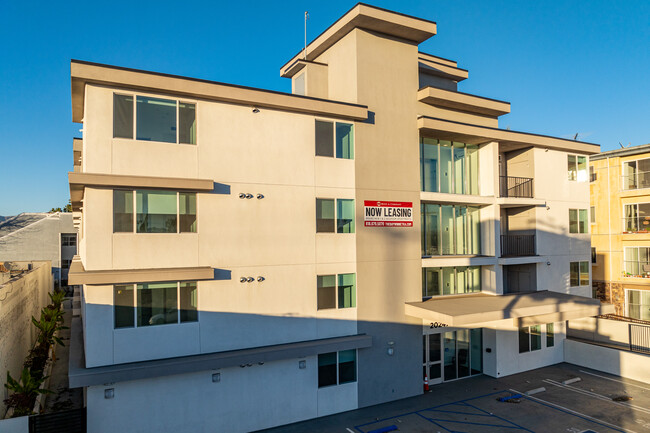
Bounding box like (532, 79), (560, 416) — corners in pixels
(252, 107), (260, 113)
(257, 276), (265, 282)
(387, 341), (395, 356)
(239, 193), (246, 199)
(245, 193), (253, 199)
(546, 261), (551, 266)
(240, 277), (247, 283)
(104, 388), (114, 399)
(246, 277), (254, 283)
(299, 360), (306, 369)
(212, 373), (221, 383)
(257, 194), (264, 199)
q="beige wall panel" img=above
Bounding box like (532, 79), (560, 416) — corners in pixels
(479, 143), (498, 197)
(305, 63), (329, 99)
(112, 234), (199, 269)
(505, 148), (534, 179)
(196, 102), (315, 186)
(417, 103), (498, 128)
(316, 235), (357, 264)
(314, 157), (355, 189)
(197, 183), (316, 267)
(316, 31), (358, 104)
(84, 187), (113, 270)
(111, 139), (198, 178)
(84, 85), (113, 173)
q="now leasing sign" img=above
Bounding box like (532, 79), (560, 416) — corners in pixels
(364, 201), (413, 227)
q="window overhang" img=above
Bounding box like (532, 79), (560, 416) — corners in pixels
(405, 291), (615, 328)
(418, 116), (601, 154)
(418, 87), (510, 117)
(68, 258), (214, 286)
(68, 172), (214, 212)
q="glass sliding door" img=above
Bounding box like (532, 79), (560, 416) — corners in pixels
(468, 207), (481, 255)
(455, 206), (467, 254)
(421, 137), (439, 192)
(443, 331), (457, 381)
(467, 144), (479, 195)
(453, 143), (465, 194)
(442, 267), (455, 295)
(422, 334), (442, 385)
(441, 205), (455, 255)
(421, 204), (440, 256)
(439, 141), (453, 193)
(457, 329), (470, 378)
(470, 328), (483, 375)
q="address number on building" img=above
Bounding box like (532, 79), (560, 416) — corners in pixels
(430, 322), (448, 329)
(364, 200), (413, 227)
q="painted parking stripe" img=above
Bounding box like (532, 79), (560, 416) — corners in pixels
(542, 379), (650, 415)
(579, 369), (650, 391)
(509, 388), (633, 433)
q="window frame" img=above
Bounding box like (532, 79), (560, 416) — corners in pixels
(317, 273), (356, 310)
(518, 325), (542, 353)
(61, 233), (77, 247)
(623, 246), (650, 277)
(113, 281), (198, 329)
(625, 288), (650, 321)
(113, 92), (197, 145)
(569, 261), (590, 287)
(113, 189), (198, 234)
(567, 154), (587, 182)
(422, 266), (481, 299)
(315, 198), (355, 234)
(419, 137), (480, 195)
(622, 158), (650, 191)
(569, 208), (588, 233)
(317, 349), (357, 388)
(314, 119), (354, 160)
(421, 203), (481, 256)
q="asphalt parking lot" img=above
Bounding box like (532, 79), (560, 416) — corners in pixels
(259, 363), (650, 433)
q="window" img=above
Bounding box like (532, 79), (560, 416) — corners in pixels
(113, 281), (198, 328)
(318, 350), (356, 387)
(626, 289), (650, 321)
(61, 233), (77, 247)
(623, 158), (650, 190)
(569, 209), (588, 233)
(422, 266), (480, 298)
(113, 190), (197, 233)
(518, 325), (541, 353)
(315, 120), (354, 159)
(590, 206), (595, 224)
(567, 154), (587, 182)
(623, 247), (650, 277)
(421, 204), (480, 256)
(316, 198), (355, 233)
(570, 261), (590, 286)
(113, 93), (196, 145)
(420, 137), (479, 195)
(546, 323), (554, 347)
(61, 259), (71, 269)
(623, 203), (650, 233)
(317, 273), (356, 310)
(589, 166), (597, 182)
(591, 247), (597, 264)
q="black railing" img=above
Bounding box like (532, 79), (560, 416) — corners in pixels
(500, 234), (535, 257)
(30, 408), (86, 433)
(499, 176), (533, 198)
(630, 324), (650, 354)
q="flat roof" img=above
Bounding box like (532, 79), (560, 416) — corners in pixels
(280, 3), (437, 74)
(590, 143), (650, 161)
(405, 291), (614, 327)
(71, 60), (368, 123)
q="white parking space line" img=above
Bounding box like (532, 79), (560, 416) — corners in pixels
(509, 388), (639, 433)
(579, 369), (650, 391)
(542, 379), (650, 416)
(346, 428), (355, 433)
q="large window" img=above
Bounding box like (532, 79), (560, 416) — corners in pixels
(567, 154), (587, 182)
(317, 273), (356, 310)
(113, 281), (198, 328)
(420, 138), (479, 195)
(316, 198), (355, 233)
(421, 204), (480, 256)
(623, 159), (650, 190)
(318, 350), (356, 388)
(315, 120), (354, 159)
(626, 289), (650, 321)
(113, 93), (196, 145)
(623, 203), (650, 233)
(422, 266), (480, 299)
(518, 325), (541, 353)
(569, 209), (588, 233)
(113, 190), (197, 233)
(623, 247), (650, 277)
(61, 233), (77, 247)
(570, 261), (590, 286)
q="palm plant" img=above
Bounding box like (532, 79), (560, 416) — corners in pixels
(4, 368), (52, 417)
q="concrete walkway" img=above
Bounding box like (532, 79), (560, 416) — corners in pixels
(42, 298), (83, 413)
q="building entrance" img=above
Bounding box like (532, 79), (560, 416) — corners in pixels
(423, 328), (483, 384)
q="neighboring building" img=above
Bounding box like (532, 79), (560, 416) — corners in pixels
(0, 212), (77, 286)
(591, 144), (650, 321)
(67, 5), (612, 432)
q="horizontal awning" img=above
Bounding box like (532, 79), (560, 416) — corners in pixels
(405, 291), (615, 328)
(418, 116), (600, 154)
(68, 258), (214, 285)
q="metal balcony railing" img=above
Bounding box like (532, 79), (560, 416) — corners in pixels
(623, 260), (650, 278)
(500, 234), (535, 257)
(622, 170), (650, 191)
(623, 216), (650, 233)
(499, 176), (533, 198)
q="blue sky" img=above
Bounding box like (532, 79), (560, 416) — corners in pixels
(0, 0), (648, 215)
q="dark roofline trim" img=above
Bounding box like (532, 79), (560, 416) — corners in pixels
(418, 115), (601, 149)
(590, 143), (650, 161)
(71, 59), (367, 110)
(281, 2), (437, 69)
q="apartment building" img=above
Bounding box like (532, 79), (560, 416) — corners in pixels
(591, 144), (650, 321)
(67, 4), (612, 432)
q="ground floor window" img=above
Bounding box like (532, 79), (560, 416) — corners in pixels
(519, 323), (556, 353)
(424, 329), (482, 384)
(113, 281), (198, 328)
(318, 350), (357, 388)
(626, 289), (650, 321)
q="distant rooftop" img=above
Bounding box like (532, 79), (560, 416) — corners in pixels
(590, 143), (650, 160)
(0, 213), (48, 238)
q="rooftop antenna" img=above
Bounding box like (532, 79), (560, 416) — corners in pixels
(304, 11), (309, 60)
(573, 133), (579, 140)
(619, 142), (624, 148)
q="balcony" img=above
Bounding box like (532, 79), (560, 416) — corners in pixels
(623, 217), (650, 234)
(499, 176), (533, 198)
(623, 261), (650, 279)
(500, 234), (535, 257)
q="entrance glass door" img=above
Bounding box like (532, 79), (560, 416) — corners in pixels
(422, 334), (442, 385)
